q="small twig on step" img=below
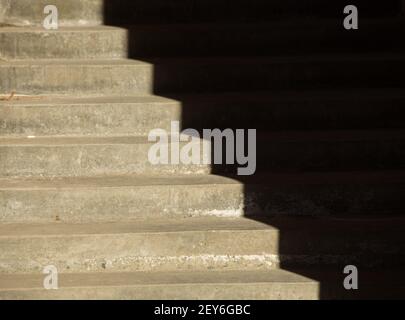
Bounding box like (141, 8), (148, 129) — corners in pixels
(0, 91), (16, 101)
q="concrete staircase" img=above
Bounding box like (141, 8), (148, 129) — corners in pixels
(1, 0), (405, 299)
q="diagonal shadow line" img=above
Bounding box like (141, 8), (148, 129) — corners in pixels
(102, 0), (405, 300)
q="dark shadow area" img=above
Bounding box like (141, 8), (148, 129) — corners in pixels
(103, 0), (405, 299)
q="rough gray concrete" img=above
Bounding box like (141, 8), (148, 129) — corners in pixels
(0, 0), (104, 26)
(0, 270), (320, 300)
(2, 55), (405, 96)
(1, 90), (405, 137)
(0, 27), (128, 60)
(0, 217), (403, 274)
(0, 218), (279, 273)
(0, 95), (181, 137)
(1, 172), (405, 224)
(0, 131), (404, 177)
(0, 59), (154, 96)
(1, 0), (404, 300)
(0, 136), (211, 177)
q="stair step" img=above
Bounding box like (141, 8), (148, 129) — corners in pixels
(1, 171), (405, 223)
(0, 217), (280, 273)
(2, 268), (404, 300)
(0, 0), (104, 27)
(0, 26), (128, 60)
(150, 54), (405, 93)
(1, 54), (405, 96)
(0, 135), (211, 178)
(0, 216), (404, 274)
(0, 59), (153, 96)
(240, 130), (405, 172)
(2, 0), (404, 302)
(0, 95), (181, 137)
(179, 89), (405, 131)
(0, 269), (319, 300)
(1, 0), (400, 26)
(1, 19), (404, 59)
(1, 90), (405, 137)
(0, 130), (404, 178)
(119, 19), (405, 58)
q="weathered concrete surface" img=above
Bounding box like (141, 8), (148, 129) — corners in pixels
(0, 27), (128, 60)
(0, 270), (319, 300)
(1, 0), (404, 301)
(0, 131), (404, 178)
(0, 217), (403, 274)
(0, 95), (181, 137)
(1, 20), (404, 59)
(0, 1), (7, 24)
(0, 59), (153, 96)
(0, 136), (212, 177)
(3, 269), (405, 300)
(2, 55), (405, 96)
(1, 172), (405, 223)
(1, 90), (405, 137)
(0, 175), (246, 223)
(0, 218), (279, 273)
(0, 0), (104, 26)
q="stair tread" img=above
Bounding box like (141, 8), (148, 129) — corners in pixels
(1, 129), (404, 144)
(0, 26), (127, 33)
(1, 171), (405, 190)
(2, 18), (404, 60)
(1, 215), (404, 237)
(2, 269), (405, 300)
(0, 136), (153, 145)
(1, 17), (402, 32)
(0, 94), (176, 105)
(3, 268), (405, 291)
(0, 269), (317, 290)
(2, 52), (405, 65)
(0, 59), (150, 66)
(0, 217), (275, 237)
(2, 88), (405, 106)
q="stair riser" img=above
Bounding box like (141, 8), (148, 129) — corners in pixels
(1, 0), (400, 26)
(1, 182), (404, 223)
(0, 142), (212, 178)
(0, 183), (245, 223)
(4, 284), (405, 300)
(2, 59), (404, 96)
(0, 100), (181, 137)
(0, 0), (103, 26)
(0, 227), (405, 273)
(1, 23), (403, 59)
(0, 63), (153, 96)
(151, 59), (405, 94)
(2, 273), (405, 299)
(0, 29), (128, 60)
(253, 138), (405, 172)
(124, 23), (405, 58)
(211, 135), (405, 174)
(0, 282), (319, 300)
(2, 96), (405, 137)
(0, 137), (403, 178)
(0, 230), (279, 273)
(1, 227), (403, 274)
(182, 95), (405, 131)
